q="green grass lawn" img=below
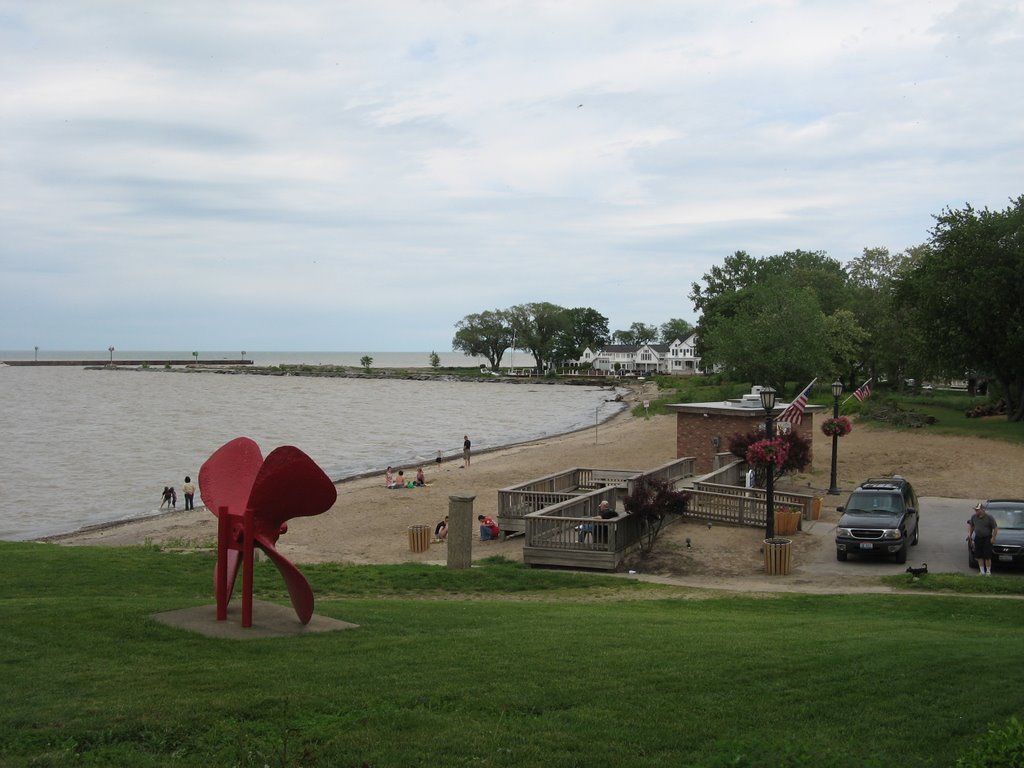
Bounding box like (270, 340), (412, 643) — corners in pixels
(2, 542), (1022, 767)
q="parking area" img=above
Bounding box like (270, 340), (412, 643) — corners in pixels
(803, 497), (1022, 578)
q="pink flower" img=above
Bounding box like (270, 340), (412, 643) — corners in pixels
(745, 437), (790, 468)
(821, 416), (853, 437)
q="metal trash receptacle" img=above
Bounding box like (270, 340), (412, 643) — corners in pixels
(408, 524), (431, 553)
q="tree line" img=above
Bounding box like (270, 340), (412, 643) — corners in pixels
(690, 195), (1024, 421)
(451, 304), (694, 372)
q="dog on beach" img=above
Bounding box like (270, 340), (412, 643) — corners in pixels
(905, 563), (928, 577)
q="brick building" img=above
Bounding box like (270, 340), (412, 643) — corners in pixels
(665, 389), (826, 475)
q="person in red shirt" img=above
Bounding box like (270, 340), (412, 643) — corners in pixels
(478, 514), (499, 540)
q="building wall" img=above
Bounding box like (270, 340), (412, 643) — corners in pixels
(676, 411), (817, 475)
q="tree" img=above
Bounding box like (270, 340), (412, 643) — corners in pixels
(845, 246), (921, 389)
(611, 322), (658, 345)
(359, 355), (373, 372)
(623, 476), (690, 554)
(506, 302), (571, 372)
(429, 351), (441, 369)
(689, 250), (763, 317)
(895, 196), (1024, 420)
(552, 307), (610, 365)
(761, 249), (850, 315)
(659, 318), (695, 343)
(452, 310), (513, 370)
(824, 309), (869, 384)
(699, 277), (830, 394)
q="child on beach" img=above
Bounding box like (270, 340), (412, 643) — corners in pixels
(415, 467), (426, 486)
(160, 486), (172, 509)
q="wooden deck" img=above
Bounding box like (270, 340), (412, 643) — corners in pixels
(519, 457), (696, 570)
(517, 456), (815, 571)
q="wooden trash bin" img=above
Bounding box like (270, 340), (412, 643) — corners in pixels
(764, 537), (792, 575)
(408, 524), (431, 553)
(775, 508), (801, 536)
(811, 497), (823, 521)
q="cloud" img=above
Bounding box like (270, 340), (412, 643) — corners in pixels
(1, 0), (1022, 350)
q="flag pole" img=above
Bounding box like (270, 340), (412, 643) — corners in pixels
(842, 377), (873, 406)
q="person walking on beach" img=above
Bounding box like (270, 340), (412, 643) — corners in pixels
(182, 476), (196, 510)
(170, 486), (177, 509)
(160, 486), (172, 509)
(968, 502), (999, 575)
(463, 435), (471, 467)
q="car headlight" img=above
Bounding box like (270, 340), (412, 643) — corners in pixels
(881, 529), (902, 539)
(836, 528), (854, 537)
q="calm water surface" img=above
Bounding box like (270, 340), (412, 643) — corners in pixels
(0, 363), (622, 540)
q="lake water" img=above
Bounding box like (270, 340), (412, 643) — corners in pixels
(0, 352), (623, 540)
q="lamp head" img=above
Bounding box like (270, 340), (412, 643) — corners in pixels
(759, 385), (777, 412)
(832, 380), (843, 398)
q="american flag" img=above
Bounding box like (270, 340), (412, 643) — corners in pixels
(777, 380), (815, 425)
(853, 381), (872, 402)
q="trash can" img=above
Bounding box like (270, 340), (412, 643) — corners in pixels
(764, 537), (792, 575)
(408, 524), (431, 553)
(811, 497), (823, 520)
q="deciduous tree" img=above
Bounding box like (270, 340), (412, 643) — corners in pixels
(895, 196), (1024, 420)
(452, 310), (513, 370)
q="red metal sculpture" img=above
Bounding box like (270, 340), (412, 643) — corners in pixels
(199, 437), (337, 627)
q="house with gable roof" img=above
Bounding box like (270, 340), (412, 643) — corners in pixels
(581, 332), (703, 376)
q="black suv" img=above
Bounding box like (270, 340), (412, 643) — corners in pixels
(835, 477), (920, 563)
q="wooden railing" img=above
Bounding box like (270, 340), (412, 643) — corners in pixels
(523, 488), (634, 570)
(497, 467), (642, 534)
(520, 457), (698, 571)
(692, 482), (815, 520)
(626, 457), (696, 493)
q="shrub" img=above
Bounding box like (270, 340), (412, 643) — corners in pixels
(956, 717), (1024, 767)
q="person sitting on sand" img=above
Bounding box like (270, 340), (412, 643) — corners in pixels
(384, 467), (395, 487)
(478, 514), (500, 541)
(433, 516), (448, 542)
(414, 467), (426, 486)
(388, 470), (406, 489)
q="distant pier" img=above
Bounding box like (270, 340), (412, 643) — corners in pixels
(3, 359), (252, 367)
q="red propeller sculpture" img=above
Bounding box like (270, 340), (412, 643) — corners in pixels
(199, 437), (337, 627)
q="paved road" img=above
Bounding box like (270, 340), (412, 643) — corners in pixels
(803, 496), (991, 578)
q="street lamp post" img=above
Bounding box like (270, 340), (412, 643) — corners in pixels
(108, 346), (115, 364)
(759, 386), (777, 539)
(34, 346), (38, 361)
(828, 380), (843, 495)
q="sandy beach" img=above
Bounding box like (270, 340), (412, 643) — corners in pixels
(46, 382), (1024, 584)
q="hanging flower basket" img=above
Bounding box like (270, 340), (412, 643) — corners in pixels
(821, 415), (853, 437)
(745, 437), (789, 469)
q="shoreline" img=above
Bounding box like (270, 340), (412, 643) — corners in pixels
(37, 385), (648, 546)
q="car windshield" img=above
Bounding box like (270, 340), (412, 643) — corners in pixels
(988, 505), (1024, 529)
(845, 492), (900, 514)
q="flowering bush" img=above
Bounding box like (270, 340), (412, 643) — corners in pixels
(821, 415), (853, 437)
(745, 437), (790, 469)
(728, 429), (811, 478)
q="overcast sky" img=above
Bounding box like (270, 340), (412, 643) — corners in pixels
(2, 1), (1022, 352)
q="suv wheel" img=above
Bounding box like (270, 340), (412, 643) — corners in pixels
(836, 549), (847, 562)
(912, 523), (919, 546)
(968, 552), (978, 569)
(895, 543), (908, 564)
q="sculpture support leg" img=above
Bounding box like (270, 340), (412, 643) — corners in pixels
(242, 509), (255, 628)
(216, 506), (230, 621)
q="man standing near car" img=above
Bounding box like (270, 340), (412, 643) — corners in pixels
(968, 502), (999, 575)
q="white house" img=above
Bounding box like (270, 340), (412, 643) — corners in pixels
(582, 332), (702, 375)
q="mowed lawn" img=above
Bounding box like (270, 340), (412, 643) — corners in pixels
(2, 542), (1022, 767)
